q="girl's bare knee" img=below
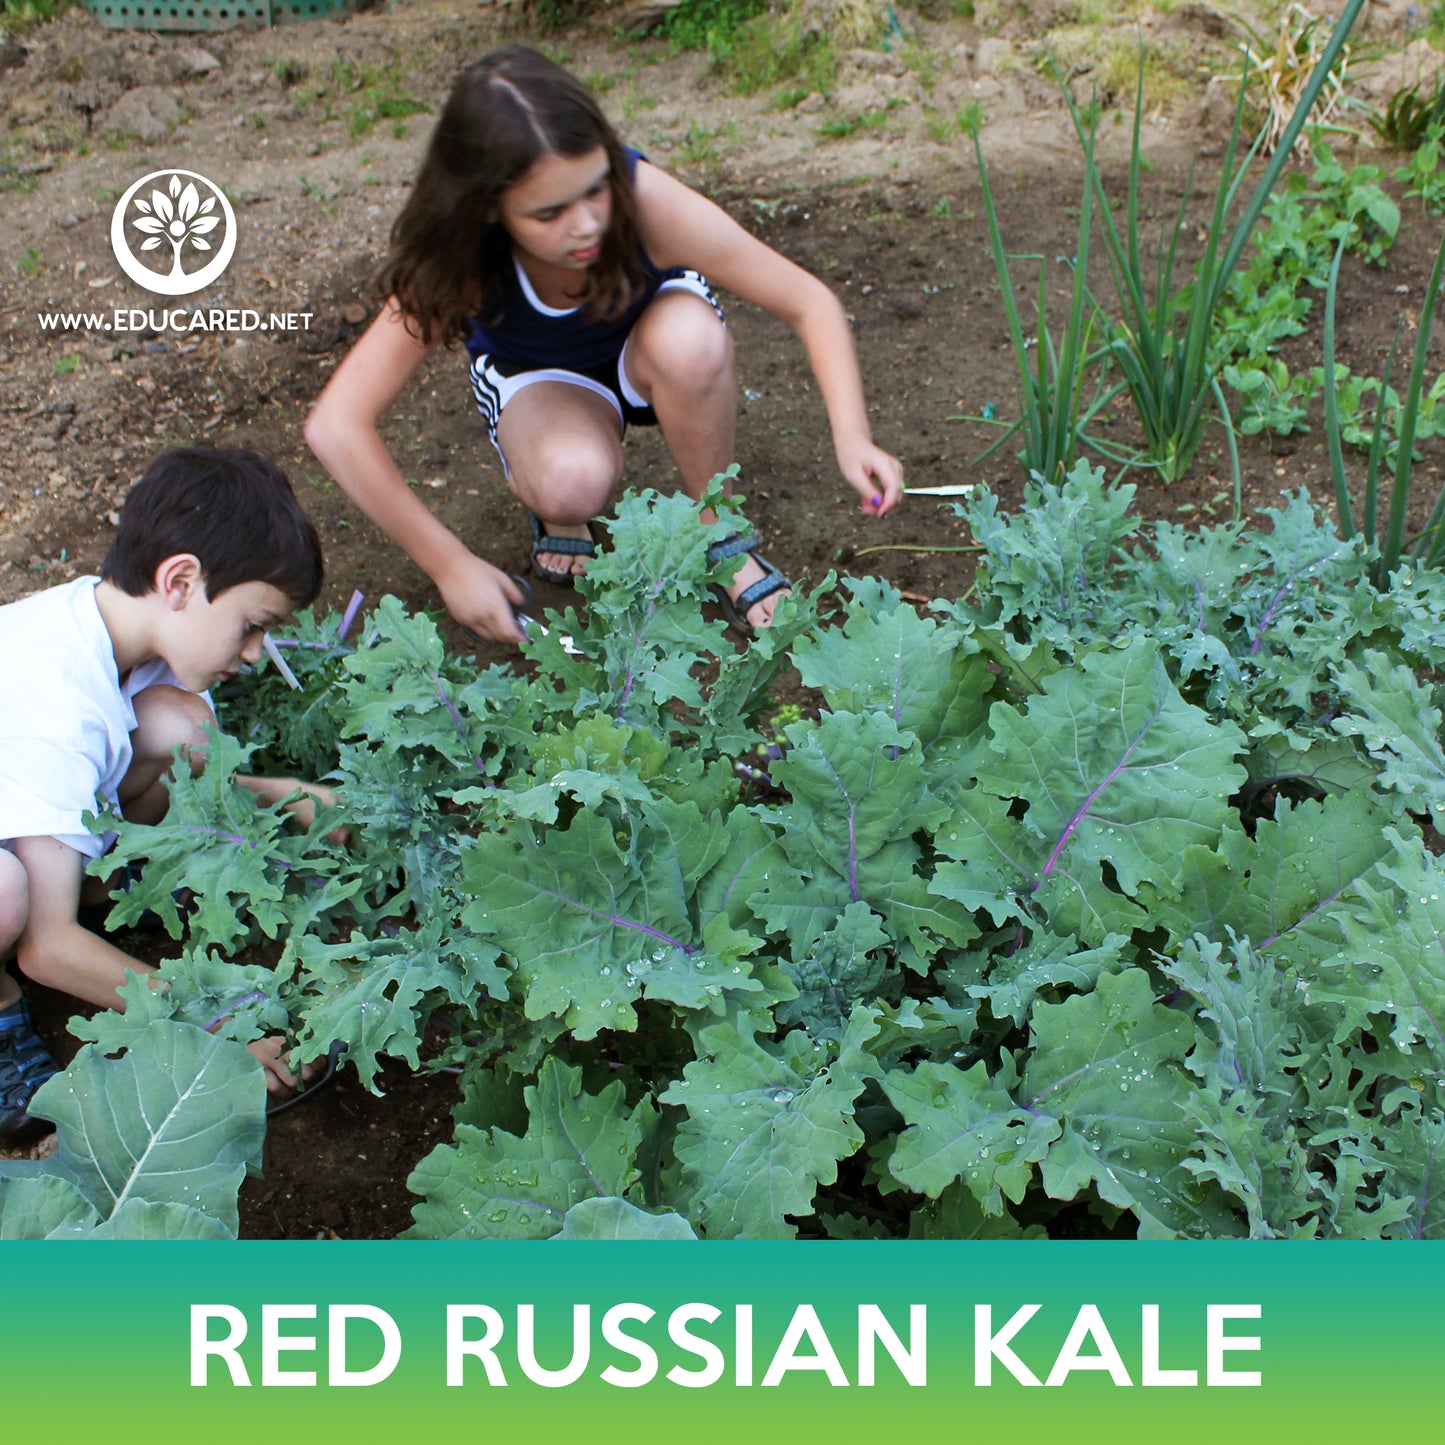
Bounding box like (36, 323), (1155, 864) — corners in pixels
(0, 850), (28, 955)
(511, 440), (620, 522)
(633, 298), (733, 396)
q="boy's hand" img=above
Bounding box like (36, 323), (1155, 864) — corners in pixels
(245, 1037), (332, 1098)
(276, 780), (333, 825)
(837, 438), (904, 517)
(247, 1035), (298, 1096)
(235, 777), (350, 845)
(291, 781), (350, 846)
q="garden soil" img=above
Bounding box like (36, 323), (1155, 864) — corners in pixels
(1, 0), (1442, 1234)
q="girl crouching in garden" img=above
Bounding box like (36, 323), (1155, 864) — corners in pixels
(306, 44), (903, 643)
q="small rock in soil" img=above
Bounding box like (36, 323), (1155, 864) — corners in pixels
(97, 86), (182, 143)
(173, 49), (222, 80)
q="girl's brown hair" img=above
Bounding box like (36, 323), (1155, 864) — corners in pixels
(376, 45), (647, 346)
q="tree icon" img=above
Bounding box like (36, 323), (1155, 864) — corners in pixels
(130, 174), (223, 282)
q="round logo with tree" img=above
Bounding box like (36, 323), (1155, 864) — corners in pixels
(109, 169), (237, 297)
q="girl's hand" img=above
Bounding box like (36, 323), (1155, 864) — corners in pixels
(838, 438), (904, 518)
(437, 553), (528, 645)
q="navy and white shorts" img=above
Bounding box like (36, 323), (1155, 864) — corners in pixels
(467, 270), (723, 475)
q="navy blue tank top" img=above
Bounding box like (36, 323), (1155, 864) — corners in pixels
(463, 149), (677, 372)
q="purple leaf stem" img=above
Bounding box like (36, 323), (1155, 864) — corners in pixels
(615, 576), (666, 722)
(527, 880), (695, 953)
(891, 638), (904, 760)
(1414, 1156), (1431, 1240)
(203, 990), (267, 1033)
(1039, 701), (1162, 881)
(434, 674), (488, 774)
(1248, 579), (1294, 655)
(1248, 552), (1336, 655)
(338, 589), (365, 642)
(179, 823), (294, 868)
(1258, 878), (1355, 952)
(819, 752), (860, 902)
(734, 761), (775, 789)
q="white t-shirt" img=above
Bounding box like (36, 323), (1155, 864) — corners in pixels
(0, 575), (186, 858)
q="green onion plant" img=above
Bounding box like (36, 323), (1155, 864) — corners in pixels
(1059, 0), (1367, 493)
(1324, 229), (1445, 583)
(965, 118), (1118, 486)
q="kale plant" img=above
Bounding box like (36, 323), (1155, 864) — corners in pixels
(6, 472), (1444, 1241)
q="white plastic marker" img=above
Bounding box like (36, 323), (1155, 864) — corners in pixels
(262, 633), (302, 689)
(515, 612), (584, 656)
(902, 483), (977, 496)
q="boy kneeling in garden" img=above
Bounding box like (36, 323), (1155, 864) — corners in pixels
(0, 446), (334, 1143)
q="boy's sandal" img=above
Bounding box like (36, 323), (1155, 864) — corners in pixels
(529, 513), (601, 588)
(707, 532), (792, 638)
(0, 996), (58, 1145)
(265, 1038), (345, 1119)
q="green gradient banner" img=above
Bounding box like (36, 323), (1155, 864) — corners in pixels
(3, 1242), (1438, 1443)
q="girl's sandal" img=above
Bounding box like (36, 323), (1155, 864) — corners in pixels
(529, 513), (601, 587)
(707, 532), (792, 638)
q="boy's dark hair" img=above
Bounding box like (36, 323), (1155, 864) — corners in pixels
(101, 446), (323, 606)
(377, 45), (646, 347)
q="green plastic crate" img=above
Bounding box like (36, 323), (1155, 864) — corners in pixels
(83, 0), (358, 31)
